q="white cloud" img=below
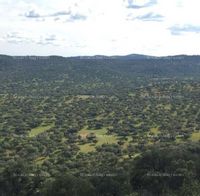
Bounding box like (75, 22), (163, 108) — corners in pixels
(0, 0), (200, 56)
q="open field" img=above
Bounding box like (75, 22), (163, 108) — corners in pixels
(29, 123), (54, 137)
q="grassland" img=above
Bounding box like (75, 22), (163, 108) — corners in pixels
(77, 127), (135, 153)
(29, 123), (54, 137)
(190, 132), (200, 141)
(150, 127), (160, 135)
(78, 127), (119, 153)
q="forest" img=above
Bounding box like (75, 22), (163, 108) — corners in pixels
(0, 54), (200, 196)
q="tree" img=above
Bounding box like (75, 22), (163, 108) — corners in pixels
(130, 143), (200, 195)
(41, 174), (95, 196)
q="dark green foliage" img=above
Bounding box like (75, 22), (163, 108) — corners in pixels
(0, 159), (45, 196)
(41, 174), (95, 196)
(130, 143), (200, 195)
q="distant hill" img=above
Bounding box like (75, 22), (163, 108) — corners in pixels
(0, 53), (200, 95)
(72, 54), (155, 60)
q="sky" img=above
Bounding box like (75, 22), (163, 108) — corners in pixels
(0, 0), (200, 56)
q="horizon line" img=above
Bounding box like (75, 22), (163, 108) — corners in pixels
(1, 53), (200, 58)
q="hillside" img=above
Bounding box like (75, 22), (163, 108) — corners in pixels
(1, 54), (200, 96)
(0, 54), (200, 196)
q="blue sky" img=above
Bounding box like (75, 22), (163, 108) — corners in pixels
(0, 0), (200, 56)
